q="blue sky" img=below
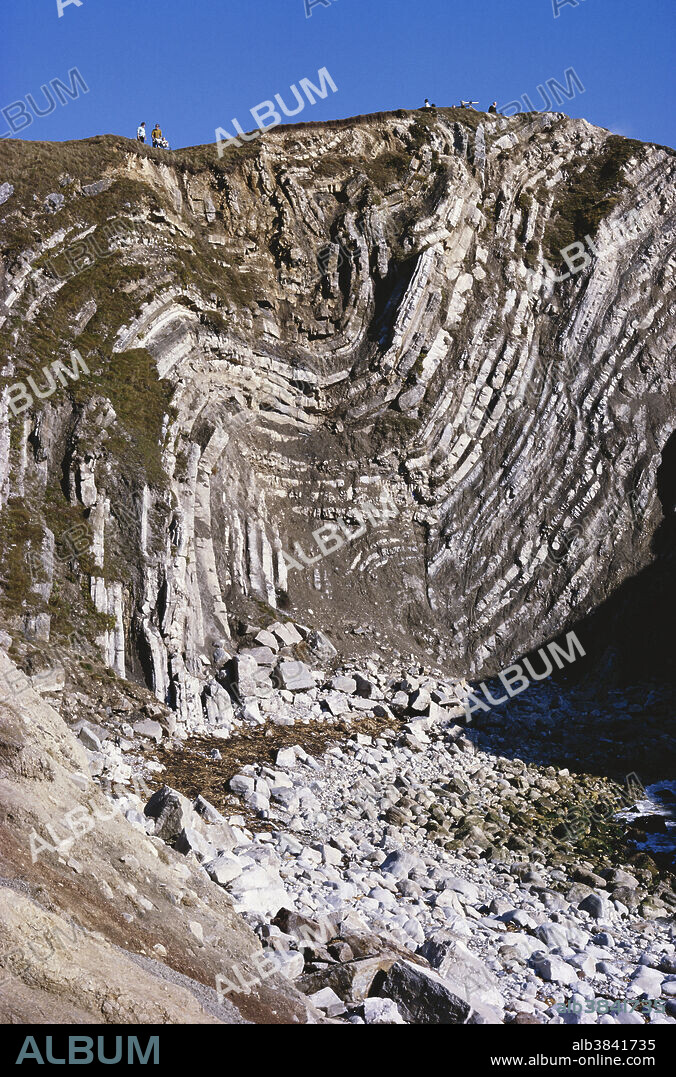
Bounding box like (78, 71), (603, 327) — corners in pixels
(1, 0), (674, 149)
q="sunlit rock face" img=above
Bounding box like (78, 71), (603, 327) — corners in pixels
(0, 109), (674, 727)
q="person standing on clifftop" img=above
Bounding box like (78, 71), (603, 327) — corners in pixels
(488, 101), (498, 115)
(137, 122), (146, 143)
(151, 123), (162, 148)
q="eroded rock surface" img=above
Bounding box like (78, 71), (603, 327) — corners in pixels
(0, 111), (674, 734)
(0, 649), (328, 1024)
(1, 108), (675, 1024)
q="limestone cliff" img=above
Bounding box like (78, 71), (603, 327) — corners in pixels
(1, 107), (675, 734)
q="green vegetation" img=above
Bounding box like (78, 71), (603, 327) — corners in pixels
(544, 135), (645, 262)
(309, 148), (412, 191)
(434, 106), (487, 132)
(404, 349), (428, 387)
(199, 307), (229, 334)
(42, 486), (96, 575)
(362, 151), (411, 190)
(0, 499), (46, 612)
(372, 409), (422, 450)
(174, 137), (261, 176)
(0, 489), (116, 636)
(0, 138), (115, 212)
(524, 239), (539, 269)
(311, 153), (356, 179)
(409, 115), (437, 152)
(21, 263), (145, 366)
(169, 241), (259, 311)
(87, 347), (175, 489)
(517, 191), (533, 214)
(501, 777), (634, 868)
(46, 576), (117, 641)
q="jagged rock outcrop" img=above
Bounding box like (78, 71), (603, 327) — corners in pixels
(0, 107), (674, 733)
(0, 649), (323, 1024)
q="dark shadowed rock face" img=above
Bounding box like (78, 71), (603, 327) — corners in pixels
(0, 109), (674, 731)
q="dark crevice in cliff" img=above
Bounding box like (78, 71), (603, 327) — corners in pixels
(367, 256), (418, 349)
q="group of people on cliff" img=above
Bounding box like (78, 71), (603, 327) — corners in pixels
(136, 122), (170, 149)
(136, 101), (501, 153)
(423, 99), (499, 113)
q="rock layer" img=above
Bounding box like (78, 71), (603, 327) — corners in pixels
(0, 108), (675, 730)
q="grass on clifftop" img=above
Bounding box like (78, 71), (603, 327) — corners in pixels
(544, 135), (645, 262)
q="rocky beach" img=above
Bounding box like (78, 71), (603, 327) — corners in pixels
(2, 612), (675, 1025)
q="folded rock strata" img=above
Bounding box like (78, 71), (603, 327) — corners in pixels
(0, 109), (673, 733)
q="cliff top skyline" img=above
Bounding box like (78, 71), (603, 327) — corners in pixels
(1, 0), (674, 151)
